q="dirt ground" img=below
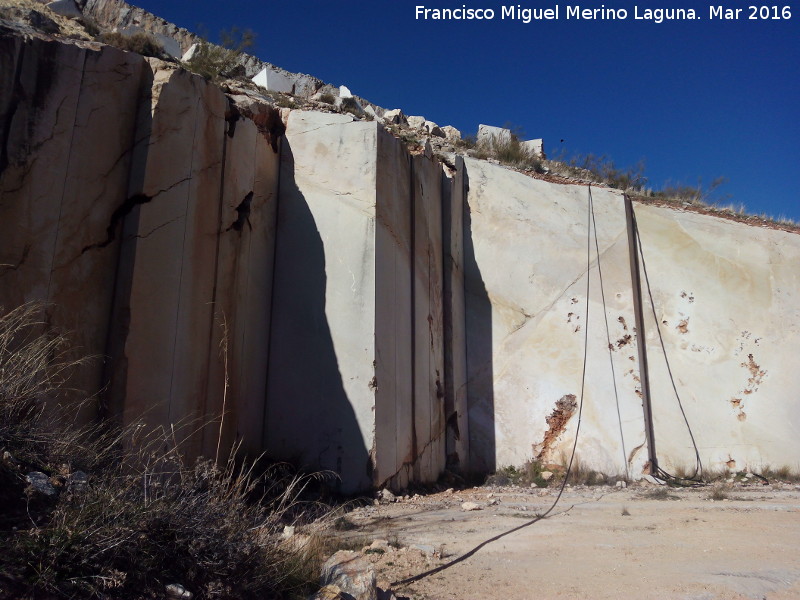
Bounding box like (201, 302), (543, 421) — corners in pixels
(333, 480), (800, 600)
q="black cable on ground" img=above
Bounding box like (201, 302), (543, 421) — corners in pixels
(631, 209), (704, 485)
(588, 186), (630, 481)
(392, 185), (597, 589)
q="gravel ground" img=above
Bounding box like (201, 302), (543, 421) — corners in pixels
(331, 480), (800, 599)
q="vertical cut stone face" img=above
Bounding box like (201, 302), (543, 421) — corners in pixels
(464, 157), (800, 475)
(442, 157), (469, 470)
(411, 155), (446, 481)
(0, 37), (146, 421)
(267, 114), (454, 492)
(266, 112), (377, 493)
(202, 107), (280, 458)
(374, 128), (413, 489)
(110, 65), (228, 456)
(631, 205), (800, 473)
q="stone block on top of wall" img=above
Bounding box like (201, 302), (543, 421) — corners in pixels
(477, 124), (511, 146)
(252, 66), (295, 94)
(521, 138), (544, 157)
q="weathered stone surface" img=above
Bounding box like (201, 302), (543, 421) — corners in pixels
(165, 583), (193, 599)
(320, 550), (377, 600)
(407, 115), (426, 130)
(379, 488), (396, 503)
(423, 120), (445, 137)
(25, 472), (56, 496)
(265, 112), (377, 492)
(106, 63), (228, 457)
(461, 501), (481, 511)
(521, 138), (544, 157)
(477, 124), (512, 145)
(441, 125), (461, 140)
(412, 153), (447, 480)
(46, 0), (82, 18)
(374, 126), (414, 490)
(201, 96), (281, 458)
(82, 0), (196, 55)
(1, 32), (281, 461)
(382, 108), (406, 125)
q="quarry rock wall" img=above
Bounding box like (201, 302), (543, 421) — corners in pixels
(463, 157), (800, 476)
(264, 112), (461, 492)
(0, 32), (281, 459)
(1, 31), (797, 493)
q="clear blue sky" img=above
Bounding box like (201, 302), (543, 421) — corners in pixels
(135, 1), (799, 221)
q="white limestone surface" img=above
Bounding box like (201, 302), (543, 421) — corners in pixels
(463, 157), (800, 476)
(252, 66), (296, 94)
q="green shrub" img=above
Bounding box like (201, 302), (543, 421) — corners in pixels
(99, 31), (164, 58)
(319, 93), (335, 104)
(276, 95), (299, 109)
(486, 460), (552, 487)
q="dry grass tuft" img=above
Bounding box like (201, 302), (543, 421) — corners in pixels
(0, 303), (335, 599)
(99, 31), (165, 58)
(474, 134), (544, 173)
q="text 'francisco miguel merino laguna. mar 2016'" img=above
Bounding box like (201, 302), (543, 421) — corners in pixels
(414, 4), (793, 23)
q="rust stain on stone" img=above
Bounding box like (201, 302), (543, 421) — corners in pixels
(536, 394), (577, 460)
(741, 354), (766, 392)
(628, 442), (645, 466)
(676, 318), (689, 334)
(616, 334), (632, 349)
(618, 316), (628, 331)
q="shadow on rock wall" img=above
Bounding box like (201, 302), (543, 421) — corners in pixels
(264, 140), (369, 493)
(462, 166), (496, 475)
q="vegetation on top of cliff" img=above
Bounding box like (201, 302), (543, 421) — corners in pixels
(0, 303), (341, 600)
(470, 132), (546, 174)
(99, 30), (166, 58)
(185, 27), (256, 82)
